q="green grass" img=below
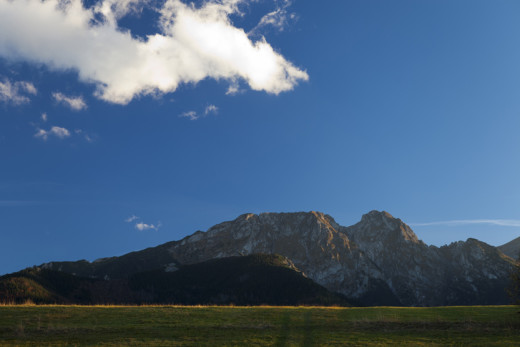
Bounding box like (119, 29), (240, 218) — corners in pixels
(0, 305), (518, 346)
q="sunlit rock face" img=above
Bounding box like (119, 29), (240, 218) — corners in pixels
(169, 211), (383, 300)
(167, 210), (515, 306)
(40, 210), (516, 306)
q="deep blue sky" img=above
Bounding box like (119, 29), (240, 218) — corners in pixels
(1, 0), (520, 275)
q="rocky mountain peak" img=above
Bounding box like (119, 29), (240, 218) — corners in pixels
(361, 210), (395, 222)
(359, 210), (407, 231)
(212, 211), (341, 238)
(350, 210), (420, 245)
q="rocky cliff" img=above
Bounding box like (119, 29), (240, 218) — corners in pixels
(39, 210), (517, 306)
(163, 210), (514, 305)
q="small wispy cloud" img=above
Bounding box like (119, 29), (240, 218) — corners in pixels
(204, 104), (218, 115)
(20, 81), (37, 95)
(251, 0), (297, 34)
(34, 126), (71, 141)
(125, 214), (161, 231)
(135, 222), (161, 231)
(180, 104), (219, 121)
(41, 113), (48, 122)
(74, 129), (95, 143)
(52, 92), (87, 111)
(411, 219), (520, 228)
(125, 214), (139, 223)
(179, 110), (199, 121)
(225, 82), (241, 95)
(0, 77), (37, 105)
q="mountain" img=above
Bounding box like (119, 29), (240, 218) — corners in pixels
(498, 237), (520, 259)
(0, 267), (133, 304)
(0, 254), (349, 306)
(28, 211), (519, 306)
(128, 254), (350, 306)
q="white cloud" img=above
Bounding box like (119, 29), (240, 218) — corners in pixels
(125, 214), (161, 230)
(34, 126), (71, 140)
(41, 113), (48, 122)
(411, 219), (520, 228)
(225, 82), (241, 95)
(0, 0), (308, 105)
(135, 221), (161, 231)
(74, 128), (95, 142)
(179, 104), (218, 120)
(252, 0), (295, 33)
(53, 92), (87, 110)
(96, 0), (150, 23)
(19, 81), (37, 95)
(0, 77), (37, 104)
(179, 110), (199, 121)
(204, 104), (218, 115)
(179, 105), (218, 120)
(125, 214), (139, 222)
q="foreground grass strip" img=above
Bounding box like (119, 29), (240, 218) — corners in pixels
(0, 305), (518, 346)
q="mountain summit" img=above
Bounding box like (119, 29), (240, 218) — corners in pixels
(357, 210), (420, 244)
(36, 210), (516, 306)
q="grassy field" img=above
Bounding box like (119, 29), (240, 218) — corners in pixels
(0, 305), (518, 346)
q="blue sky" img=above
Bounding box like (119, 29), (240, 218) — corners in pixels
(1, 0), (520, 275)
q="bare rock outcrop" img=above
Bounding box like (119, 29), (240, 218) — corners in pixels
(166, 210), (515, 306)
(39, 210), (517, 306)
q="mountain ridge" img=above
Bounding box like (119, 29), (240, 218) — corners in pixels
(21, 210), (520, 306)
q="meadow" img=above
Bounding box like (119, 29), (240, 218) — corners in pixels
(0, 305), (518, 346)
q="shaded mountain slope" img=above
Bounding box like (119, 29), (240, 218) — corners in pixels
(0, 267), (143, 304)
(39, 242), (178, 280)
(129, 254), (350, 306)
(498, 236), (520, 259)
(1, 254), (350, 306)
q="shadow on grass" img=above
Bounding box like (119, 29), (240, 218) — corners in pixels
(302, 309), (315, 347)
(275, 311), (290, 347)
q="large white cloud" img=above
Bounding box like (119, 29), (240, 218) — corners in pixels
(0, 0), (308, 104)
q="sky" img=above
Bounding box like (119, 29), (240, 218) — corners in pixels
(1, 0), (520, 275)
